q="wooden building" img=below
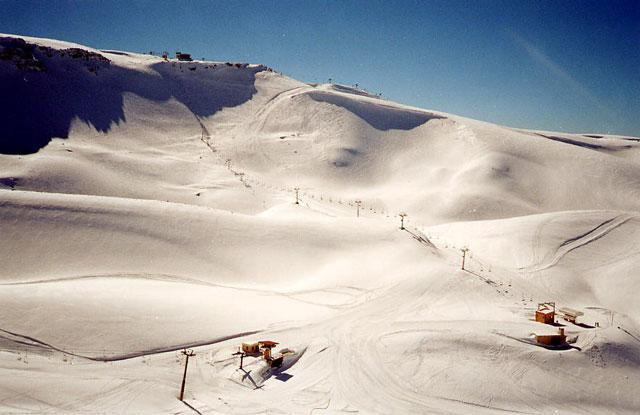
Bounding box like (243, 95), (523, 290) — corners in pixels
(241, 342), (260, 355)
(175, 51), (193, 61)
(536, 327), (566, 346)
(259, 340), (279, 361)
(238, 340), (286, 369)
(559, 307), (583, 323)
(535, 302), (556, 324)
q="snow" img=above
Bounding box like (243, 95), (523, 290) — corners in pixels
(1, 33), (639, 414)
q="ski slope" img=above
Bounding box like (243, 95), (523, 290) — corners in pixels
(1, 34), (639, 414)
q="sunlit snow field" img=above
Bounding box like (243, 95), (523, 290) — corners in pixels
(1, 34), (639, 414)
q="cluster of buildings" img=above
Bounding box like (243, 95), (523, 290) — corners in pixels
(160, 51), (192, 61)
(533, 302), (586, 346)
(240, 340), (286, 368)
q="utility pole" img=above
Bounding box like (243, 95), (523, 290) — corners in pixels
(461, 248), (468, 271)
(232, 351), (245, 369)
(179, 349), (195, 401)
(399, 212), (407, 230)
(294, 187), (300, 205)
(355, 200), (362, 217)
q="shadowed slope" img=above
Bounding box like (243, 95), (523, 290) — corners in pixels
(0, 35), (263, 154)
(307, 90), (445, 130)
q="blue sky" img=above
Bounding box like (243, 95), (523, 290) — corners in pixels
(3, 0), (639, 136)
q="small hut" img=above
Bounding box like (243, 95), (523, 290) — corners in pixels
(535, 302), (556, 324)
(241, 342), (260, 355)
(175, 51), (193, 61)
(559, 307), (583, 323)
(536, 327), (566, 346)
(259, 340), (279, 360)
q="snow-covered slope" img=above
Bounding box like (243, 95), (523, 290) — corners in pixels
(1, 34), (639, 414)
(3, 33), (640, 223)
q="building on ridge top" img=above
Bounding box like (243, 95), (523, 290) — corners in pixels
(175, 51), (192, 61)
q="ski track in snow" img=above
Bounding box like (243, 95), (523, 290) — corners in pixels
(521, 214), (633, 272)
(0, 326), (262, 362)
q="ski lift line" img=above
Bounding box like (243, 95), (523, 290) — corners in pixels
(193, 125), (427, 231)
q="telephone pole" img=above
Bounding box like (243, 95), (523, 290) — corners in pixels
(232, 351), (245, 369)
(461, 248), (468, 271)
(399, 212), (407, 230)
(355, 200), (362, 217)
(179, 349), (195, 401)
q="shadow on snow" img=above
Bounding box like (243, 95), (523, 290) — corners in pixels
(0, 36), (263, 154)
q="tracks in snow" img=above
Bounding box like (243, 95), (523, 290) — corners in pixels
(0, 326), (260, 362)
(520, 214), (633, 273)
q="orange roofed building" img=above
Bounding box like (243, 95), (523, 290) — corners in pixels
(535, 302), (555, 325)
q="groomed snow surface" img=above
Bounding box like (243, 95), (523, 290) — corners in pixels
(1, 34), (639, 414)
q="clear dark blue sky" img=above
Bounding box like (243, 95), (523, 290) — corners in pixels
(3, 0), (639, 136)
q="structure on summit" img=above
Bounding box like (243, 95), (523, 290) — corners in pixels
(175, 51), (192, 61)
